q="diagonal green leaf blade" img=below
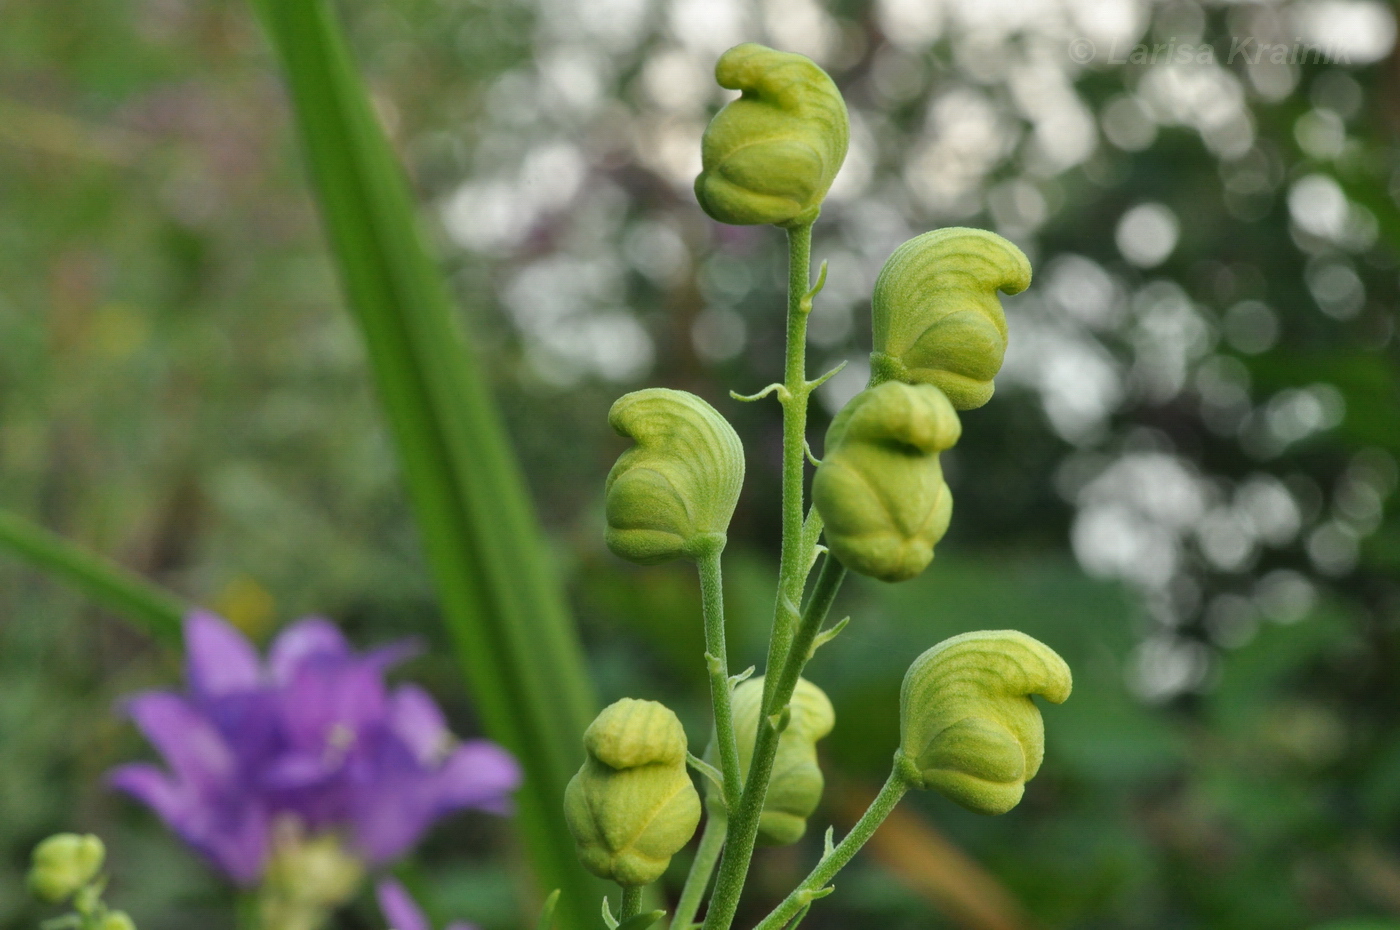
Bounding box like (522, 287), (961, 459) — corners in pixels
(0, 508), (185, 643)
(246, 0), (601, 925)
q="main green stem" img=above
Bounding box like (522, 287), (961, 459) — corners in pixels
(762, 221), (815, 709)
(700, 220), (846, 930)
(698, 546), (742, 808)
(751, 766), (909, 930)
(671, 813), (728, 930)
(702, 556), (846, 930)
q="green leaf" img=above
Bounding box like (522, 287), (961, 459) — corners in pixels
(0, 509), (185, 644)
(536, 890), (561, 930)
(245, 1), (601, 925)
(617, 910), (669, 930)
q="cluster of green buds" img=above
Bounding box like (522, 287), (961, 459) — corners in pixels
(558, 40), (1074, 930)
(28, 833), (136, 930)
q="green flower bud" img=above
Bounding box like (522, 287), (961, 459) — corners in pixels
(97, 912), (137, 930)
(812, 381), (960, 582)
(694, 43), (849, 228)
(28, 833), (105, 903)
(708, 677), (835, 845)
(565, 698), (702, 886)
(870, 228), (1032, 410)
(605, 389), (744, 564)
(898, 630), (1071, 815)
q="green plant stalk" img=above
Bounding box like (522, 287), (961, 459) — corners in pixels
(0, 509), (185, 644)
(246, 2), (602, 926)
(702, 556), (846, 930)
(698, 546), (742, 808)
(751, 766), (908, 930)
(619, 886), (643, 921)
(762, 221), (816, 708)
(671, 813), (727, 930)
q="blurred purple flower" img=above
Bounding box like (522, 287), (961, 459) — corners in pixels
(109, 611), (521, 886)
(376, 877), (475, 930)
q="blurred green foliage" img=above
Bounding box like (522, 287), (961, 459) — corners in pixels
(4, 0), (1400, 928)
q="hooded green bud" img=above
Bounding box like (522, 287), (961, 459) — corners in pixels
(565, 698), (702, 886)
(605, 389), (744, 564)
(708, 677), (835, 845)
(870, 228), (1032, 410)
(97, 913), (137, 930)
(28, 833), (105, 903)
(812, 381), (960, 582)
(694, 43), (849, 228)
(899, 630), (1071, 815)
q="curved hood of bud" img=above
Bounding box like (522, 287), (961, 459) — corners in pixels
(871, 228), (1031, 410)
(898, 630), (1071, 815)
(605, 388), (745, 564)
(694, 43), (849, 228)
(813, 381), (961, 582)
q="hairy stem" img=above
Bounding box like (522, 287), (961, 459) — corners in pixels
(671, 813), (728, 930)
(620, 887), (643, 922)
(751, 766), (909, 930)
(698, 547), (742, 808)
(701, 557), (846, 930)
(762, 220), (815, 708)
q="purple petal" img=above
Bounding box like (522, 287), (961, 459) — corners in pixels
(185, 611), (262, 698)
(376, 878), (431, 930)
(268, 617), (349, 684)
(389, 685), (449, 765)
(125, 693), (237, 790)
(279, 660), (389, 754)
(108, 764), (269, 885)
(434, 741), (521, 815)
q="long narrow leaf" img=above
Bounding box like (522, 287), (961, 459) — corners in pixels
(0, 508), (185, 643)
(247, 1), (601, 925)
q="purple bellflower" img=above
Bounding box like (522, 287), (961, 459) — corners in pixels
(109, 611), (521, 886)
(376, 877), (474, 930)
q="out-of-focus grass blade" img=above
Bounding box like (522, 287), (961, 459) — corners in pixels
(0, 508), (185, 643)
(247, 0), (601, 925)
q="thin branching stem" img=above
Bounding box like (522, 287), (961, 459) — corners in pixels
(671, 813), (728, 930)
(698, 547), (743, 808)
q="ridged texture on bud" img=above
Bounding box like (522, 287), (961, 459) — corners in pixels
(695, 43), (849, 227)
(28, 833), (105, 903)
(813, 381), (961, 582)
(871, 228), (1032, 410)
(565, 699), (702, 886)
(899, 630), (1071, 815)
(708, 677), (835, 845)
(605, 389), (745, 564)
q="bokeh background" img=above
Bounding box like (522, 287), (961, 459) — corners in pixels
(2, 0), (1399, 927)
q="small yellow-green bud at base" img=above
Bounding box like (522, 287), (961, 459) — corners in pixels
(28, 833), (105, 903)
(258, 820), (365, 930)
(708, 677), (834, 845)
(813, 381), (960, 582)
(605, 389), (744, 565)
(871, 228), (1031, 410)
(899, 630), (1071, 815)
(97, 912), (137, 930)
(694, 44), (849, 228)
(565, 699), (702, 886)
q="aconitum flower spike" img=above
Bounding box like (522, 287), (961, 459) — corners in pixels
(898, 630), (1071, 815)
(108, 611), (521, 886)
(694, 43), (849, 228)
(813, 380), (961, 582)
(564, 698), (702, 886)
(605, 388), (744, 564)
(870, 228), (1032, 410)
